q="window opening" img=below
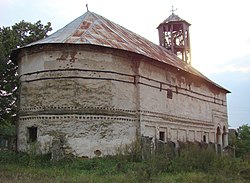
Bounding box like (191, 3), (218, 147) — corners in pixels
(203, 135), (206, 143)
(159, 131), (165, 141)
(167, 89), (173, 99)
(216, 127), (221, 144)
(28, 126), (37, 143)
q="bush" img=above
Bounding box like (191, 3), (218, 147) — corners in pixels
(169, 144), (216, 172)
(115, 138), (142, 162)
(1, 142), (250, 183)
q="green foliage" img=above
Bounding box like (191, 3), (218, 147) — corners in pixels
(1, 148), (250, 183)
(0, 20), (52, 134)
(228, 129), (237, 147)
(0, 120), (15, 136)
(11, 20), (52, 47)
(169, 145), (216, 172)
(236, 124), (250, 157)
(114, 138), (142, 162)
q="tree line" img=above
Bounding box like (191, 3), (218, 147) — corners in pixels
(0, 20), (52, 136)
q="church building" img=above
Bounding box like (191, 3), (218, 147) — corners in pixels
(11, 10), (229, 157)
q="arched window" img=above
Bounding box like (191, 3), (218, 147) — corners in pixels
(216, 127), (221, 145)
(216, 126), (222, 154)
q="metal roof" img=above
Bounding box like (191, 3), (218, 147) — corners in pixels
(161, 13), (191, 25)
(16, 11), (229, 93)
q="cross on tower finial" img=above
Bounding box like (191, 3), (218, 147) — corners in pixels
(171, 5), (177, 14)
(86, 4), (89, 11)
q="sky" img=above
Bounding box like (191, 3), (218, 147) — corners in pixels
(1, 0), (250, 128)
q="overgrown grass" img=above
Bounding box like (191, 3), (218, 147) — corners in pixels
(1, 145), (250, 183)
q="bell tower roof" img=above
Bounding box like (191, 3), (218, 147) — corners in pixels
(161, 13), (191, 25)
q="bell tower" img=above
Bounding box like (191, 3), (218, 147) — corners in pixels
(157, 7), (191, 64)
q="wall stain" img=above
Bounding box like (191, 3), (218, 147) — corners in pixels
(56, 51), (78, 63)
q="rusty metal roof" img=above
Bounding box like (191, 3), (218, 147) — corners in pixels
(18, 11), (228, 92)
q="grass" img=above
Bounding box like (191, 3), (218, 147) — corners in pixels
(1, 146), (250, 183)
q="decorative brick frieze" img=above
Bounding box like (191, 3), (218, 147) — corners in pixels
(19, 114), (136, 122)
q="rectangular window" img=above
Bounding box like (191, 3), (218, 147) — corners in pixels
(167, 89), (173, 99)
(27, 126), (37, 143)
(203, 135), (206, 143)
(159, 131), (165, 141)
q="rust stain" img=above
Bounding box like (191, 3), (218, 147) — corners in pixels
(70, 51), (78, 62)
(56, 51), (69, 61)
(56, 51), (77, 62)
(73, 29), (85, 37)
(80, 21), (91, 29)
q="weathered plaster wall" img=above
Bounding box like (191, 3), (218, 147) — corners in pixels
(17, 45), (138, 157)
(17, 45), (229, 157)
(138, 60), (228, 144)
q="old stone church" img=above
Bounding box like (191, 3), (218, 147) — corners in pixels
(11, 10), (229, 157)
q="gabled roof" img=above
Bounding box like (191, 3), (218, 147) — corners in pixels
(13, 11), (229, 93)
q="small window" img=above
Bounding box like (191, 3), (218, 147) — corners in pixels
(159, 131), (165, 141)
(27, 126), (37, 143)
(203, 135), (206, 143)
(167, 89), (173, 99)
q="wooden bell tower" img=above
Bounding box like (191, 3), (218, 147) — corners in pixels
(157, 7), (191, 64)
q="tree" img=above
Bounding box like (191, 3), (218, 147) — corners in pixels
(235, 124), (250, 157)
(0, 20), (52, 135)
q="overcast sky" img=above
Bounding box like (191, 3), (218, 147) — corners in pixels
(1, 0), (250, 128)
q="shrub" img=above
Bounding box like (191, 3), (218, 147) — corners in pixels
(169, 144), (216, 172)
(114, 138), (142, 162)
(1, 141), (250, 183)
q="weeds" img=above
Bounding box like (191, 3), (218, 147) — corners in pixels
(1, 142), (250, 183)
